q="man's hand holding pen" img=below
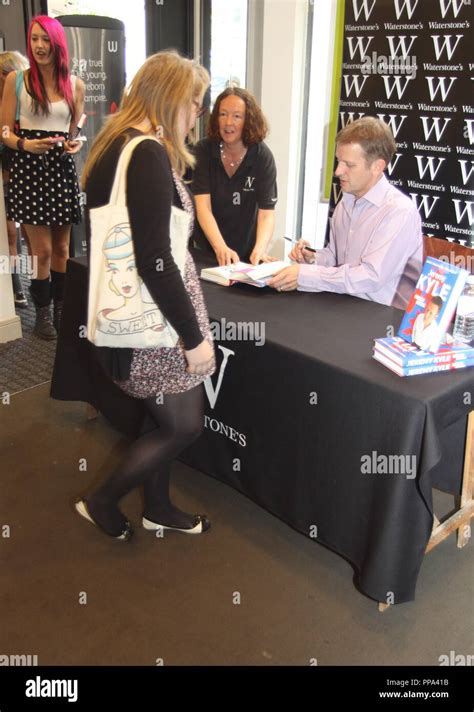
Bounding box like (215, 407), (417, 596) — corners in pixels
(285, 236), (317, 264)
(267, 236), (318, 291)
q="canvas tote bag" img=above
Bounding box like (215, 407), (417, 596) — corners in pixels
(87, 136), (190, 348)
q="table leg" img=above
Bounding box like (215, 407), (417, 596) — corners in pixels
(426, 411), (474, 553)
(457, 410), (474, 548)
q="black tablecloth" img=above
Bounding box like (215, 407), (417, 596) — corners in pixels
(51, 255), (473, 603)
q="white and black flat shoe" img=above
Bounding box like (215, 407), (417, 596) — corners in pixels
(75, 500), (133, 541)
(142, 514), (211, 534)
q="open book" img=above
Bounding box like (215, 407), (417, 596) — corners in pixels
(200, 261), (288, 287)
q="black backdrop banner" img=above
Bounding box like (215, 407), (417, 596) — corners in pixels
(333, 0), (474, 246)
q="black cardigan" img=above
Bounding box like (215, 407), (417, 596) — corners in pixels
(85, 130), (203, 380)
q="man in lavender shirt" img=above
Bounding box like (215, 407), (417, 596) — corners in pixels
(268, 117), (422, 310)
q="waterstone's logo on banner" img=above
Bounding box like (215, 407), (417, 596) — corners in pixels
(420, 117), (451, 143)
(452, 200), (474, 227)
(352, 0), (376, 22)
(361, 35), (418, 79)
(204, 346), (247, 447)
(338, 0), (473, 244)
(438, 0), (468, 20)
(393, 0), (420, 20)
(431, 34), (463, 62)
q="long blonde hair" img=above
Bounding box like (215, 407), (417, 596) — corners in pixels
(0, 50), (29, 75)
(82, 51), (209, 187)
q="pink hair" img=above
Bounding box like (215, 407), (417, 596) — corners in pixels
(27, 16), (74, 117)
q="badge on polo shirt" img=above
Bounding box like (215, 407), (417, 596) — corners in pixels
(243, 176), (255, 191)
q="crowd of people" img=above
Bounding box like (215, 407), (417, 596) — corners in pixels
(0, 15), (423, 539)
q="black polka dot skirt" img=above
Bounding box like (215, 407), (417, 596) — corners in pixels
(7, 129), (82, 226)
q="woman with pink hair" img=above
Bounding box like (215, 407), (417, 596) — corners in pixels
(1, 16), (84, 339)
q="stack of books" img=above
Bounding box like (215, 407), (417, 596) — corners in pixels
(373, 256), (473, 377)
(373, 337), (474, 377)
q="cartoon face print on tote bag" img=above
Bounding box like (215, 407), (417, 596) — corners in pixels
(95, 223), (169, 338)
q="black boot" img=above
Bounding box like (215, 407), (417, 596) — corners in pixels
(51, 270), (66, 334)
(30, 278), (56, 340)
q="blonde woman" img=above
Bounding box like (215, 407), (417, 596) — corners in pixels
(0, 50), (29, 307)
(76, 51), (215, 540)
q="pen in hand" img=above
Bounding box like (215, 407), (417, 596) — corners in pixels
(283, 236), (317, 253)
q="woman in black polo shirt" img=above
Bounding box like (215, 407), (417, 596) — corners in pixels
(192, 87), (277, 266)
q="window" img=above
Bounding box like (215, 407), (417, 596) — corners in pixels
(209, 0), (248, 106)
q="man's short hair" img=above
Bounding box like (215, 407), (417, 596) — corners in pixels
(430, 296), (443, 311)
(336, 117), (397, 165)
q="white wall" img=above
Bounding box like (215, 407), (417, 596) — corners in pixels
(247, 0), (338, 257)
(258, 0), (309, 258)
(301, 0), (339, 248)
(0, 181), (22, 343)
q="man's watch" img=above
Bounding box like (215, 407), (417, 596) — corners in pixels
(17, 138), (25, 152)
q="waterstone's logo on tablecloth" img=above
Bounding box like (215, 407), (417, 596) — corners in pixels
(204, 346), (247, 447)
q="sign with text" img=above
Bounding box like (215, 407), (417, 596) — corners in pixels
(58, 15), (126, 257)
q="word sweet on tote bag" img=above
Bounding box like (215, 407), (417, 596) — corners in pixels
(87, 136), (190, 348)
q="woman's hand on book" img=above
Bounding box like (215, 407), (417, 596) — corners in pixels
(249, 246), (279, 265)
(215, 244), (240, 266)
(185, 339), (215, 375)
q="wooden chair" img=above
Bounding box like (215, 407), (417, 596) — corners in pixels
(423, 235), (474, 274)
